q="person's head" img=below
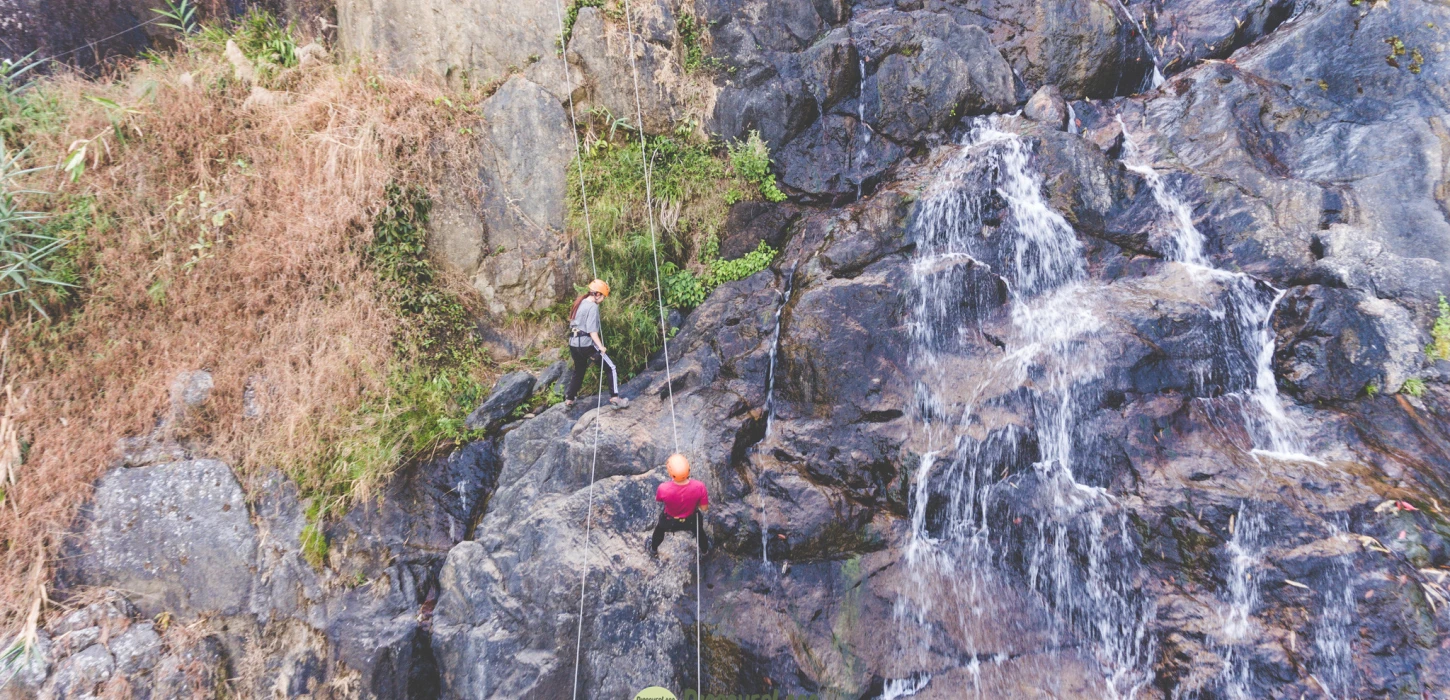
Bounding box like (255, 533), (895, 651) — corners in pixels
(666, 453), (690, 483)
(588, 278), (610, 302)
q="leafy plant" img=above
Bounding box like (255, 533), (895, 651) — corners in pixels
(0, 141), (73, 317)
(663, 240), (777, 310)
(62, 96), (140, 182)
(1402, 377), (1427, 397)
(728, 130), (787, 203)
(299, 500), (329, 568)
(205, 10), (298, 74)
(1426, 294), (1450, 361)
(677, 13), (723, 74)
(153, 0), (199, 35)
(292, 185), (490, 529)
(1365, 381), (1379, 398)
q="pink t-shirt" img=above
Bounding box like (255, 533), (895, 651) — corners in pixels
(656, 478), (709, 519)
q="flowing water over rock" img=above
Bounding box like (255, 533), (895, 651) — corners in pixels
(898, 120), (1153, 697)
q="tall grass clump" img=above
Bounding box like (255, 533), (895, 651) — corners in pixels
(0, 12), (494, 633)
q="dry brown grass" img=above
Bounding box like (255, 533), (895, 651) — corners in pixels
(0, 42), (488, 634)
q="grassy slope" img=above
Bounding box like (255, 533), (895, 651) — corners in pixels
(0, 18), (497, 632)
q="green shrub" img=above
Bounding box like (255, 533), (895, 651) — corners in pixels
(299, 499), (329, 568)
(0, 141), (75, 318)
(728, 130), (787, 203)
(565, 117), (787, 377)
(664, 240), (777, 309)
(677, 13), (723, 74)
(1427, 294), (1450, 361)
(294, 185), (491, 531)
(200, 9), (298, 74)
(1402, 377), (1427, 397)
(153, 0), (199, 35)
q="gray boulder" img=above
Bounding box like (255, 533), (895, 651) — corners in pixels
(568, 5), (684, 134)
(42, 644), (112, 698)
(470, 77), (575, 315)
(335, 0), (556, 84)
(465, 371), (538, 432)
(60, 460), (257, 618)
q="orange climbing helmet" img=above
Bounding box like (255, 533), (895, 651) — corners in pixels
(588, 279), (611, 298)
(667, 453), (691, 482)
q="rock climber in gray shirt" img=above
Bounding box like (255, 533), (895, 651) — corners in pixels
(565, 279), (627, 408)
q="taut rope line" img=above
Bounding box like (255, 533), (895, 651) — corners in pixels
(620, 0), (696, 694)
(551, 2), (608, 698)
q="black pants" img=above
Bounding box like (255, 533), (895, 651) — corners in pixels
(650, 510), (709, 552)
(566, 344), (619, 400)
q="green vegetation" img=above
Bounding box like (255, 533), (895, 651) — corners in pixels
(299, 500), (329, 567)
(296, 185), (492, 555)
(728, 130), (787, 203)
(1365, 381), (1379, 398)
(0, 141), (76, 318)
(566, 118), (785, 376)
(677, 13), (725, 74)
(200, 9), (299, 75)
(153, 0), (200, 35)
(1426, 294), (1450, 361)
(662, 240), (777, 309)
(1402, 377), (1427, 398)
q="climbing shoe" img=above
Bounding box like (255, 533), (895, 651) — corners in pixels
(610, 396), (630, 408)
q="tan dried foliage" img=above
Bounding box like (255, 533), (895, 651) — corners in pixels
(0, 49), (476, 633)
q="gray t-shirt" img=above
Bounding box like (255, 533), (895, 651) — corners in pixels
(570, 297), (601, 347)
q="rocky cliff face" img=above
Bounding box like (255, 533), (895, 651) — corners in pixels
(26, 0), (1450, 698)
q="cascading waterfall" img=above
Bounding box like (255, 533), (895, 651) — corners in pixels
(1219, 504), (1265, 699)
(1118, 119), (1357, 693)
(855, 57), (873, 200)
(1107, 0), (1166, 91)
(896, 119), (1153, 698)
(1118, 118), (1309, 458)
(756, 263), (798, 564)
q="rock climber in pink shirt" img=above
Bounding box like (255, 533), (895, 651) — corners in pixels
(649, 453), (710, 556)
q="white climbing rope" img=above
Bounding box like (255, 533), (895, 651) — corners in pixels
(619, 0), (697, 693)
(556, 0), (700, 693)
(551, 2), (609, 699)
(620, 2), (682, 457)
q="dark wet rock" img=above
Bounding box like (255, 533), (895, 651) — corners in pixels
(0, 0), (159, 69)
(327, 563), (441, 698)
(775, 113), (906, 199)
(330, 439), (501, 587)
(1273, 285), (1424, 401)
(535, 360), (570, 398)
(855, 11), (1016, 144)
(465, 370), (537, 432)
(60, 460), (257, 619)
(720, 201), (801, 259)
(1025, 85), (1070, 129)
(799, 29), (861, 112)
(1127, 0), (1298, 75)
(978, 0), (1155, 99)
